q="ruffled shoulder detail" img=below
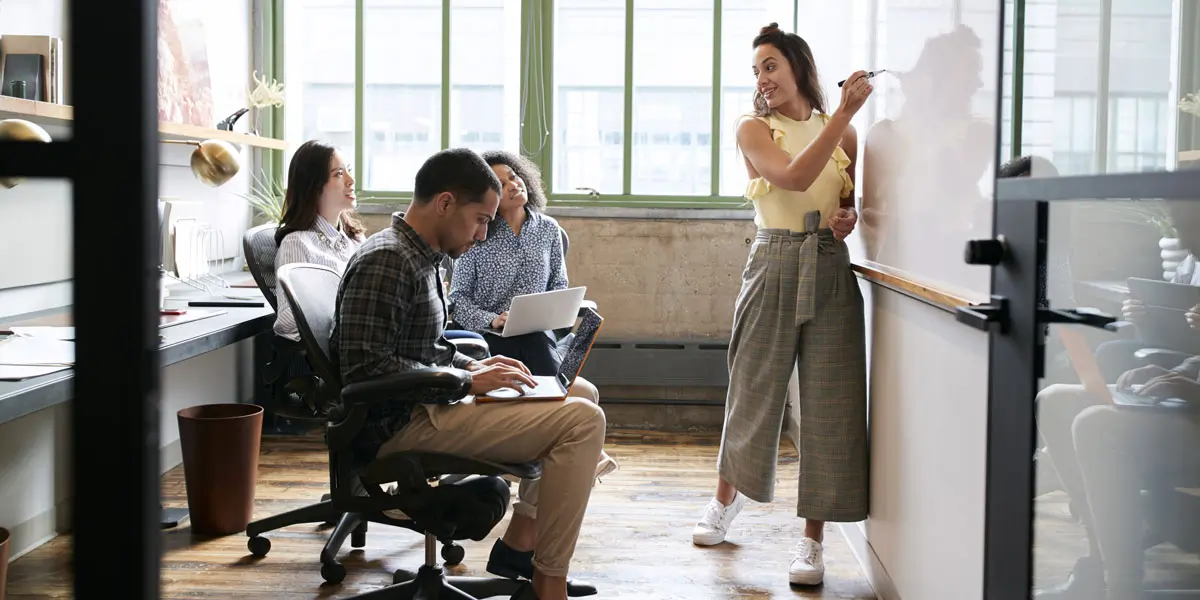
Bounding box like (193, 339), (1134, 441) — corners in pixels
(741, 114), (787, 201)
(819, 113), (854, 199)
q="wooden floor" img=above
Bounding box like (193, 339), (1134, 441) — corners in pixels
(5, 430), (877, 599)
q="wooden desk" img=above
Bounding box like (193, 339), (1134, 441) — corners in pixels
(0, 296), (273, 426)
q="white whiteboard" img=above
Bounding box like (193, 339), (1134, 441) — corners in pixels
(797, 0), (1003, 302)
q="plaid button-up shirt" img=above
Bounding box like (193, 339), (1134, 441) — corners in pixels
(331, 212), (477, 458)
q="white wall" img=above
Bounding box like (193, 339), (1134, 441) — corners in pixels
(0, 0), (259, 560)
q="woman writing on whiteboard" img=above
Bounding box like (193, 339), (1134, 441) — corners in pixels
(690, 23), (872, 587)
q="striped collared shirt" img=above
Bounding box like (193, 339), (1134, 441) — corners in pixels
(273, 217), (361, 341)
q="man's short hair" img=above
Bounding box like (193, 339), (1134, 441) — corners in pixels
(412, 148), (502, 205)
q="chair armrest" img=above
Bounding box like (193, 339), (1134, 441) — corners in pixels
(1134, 347), (1191, 369)
(341, 368), (471, 406)
(450, 337), (489, 361)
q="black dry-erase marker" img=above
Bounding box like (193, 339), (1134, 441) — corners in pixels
(838, 69), (887, 87)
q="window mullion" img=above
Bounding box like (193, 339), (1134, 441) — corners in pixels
(710, 0), (722, 197)
(355, 0), (364, 190)
(271, 0), (285, 186)
(623, 0), (634, 195)
(442, 0), (452, 150)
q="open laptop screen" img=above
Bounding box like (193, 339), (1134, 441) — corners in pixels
(556, 308), (603, 389)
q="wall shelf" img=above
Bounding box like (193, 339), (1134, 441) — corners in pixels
(0, 96), (287, 150)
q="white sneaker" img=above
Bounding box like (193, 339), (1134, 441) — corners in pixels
(692, 493), (747, 546)
(595, 451), (619, 484)
(789, 538), (825, 586)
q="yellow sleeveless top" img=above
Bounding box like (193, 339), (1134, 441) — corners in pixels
(741, 111), (854, 232)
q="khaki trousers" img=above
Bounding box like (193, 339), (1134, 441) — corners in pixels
(378, 377), (604, 578)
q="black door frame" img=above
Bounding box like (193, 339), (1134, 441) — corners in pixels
(0, 0), (163, 597)
(981, 175), (1200, 599)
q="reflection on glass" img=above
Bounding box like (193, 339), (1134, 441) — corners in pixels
(362, 0), (443, 191)
(1018, 0), (1198, 176)
(1034, 197), (1200, 597)
(859, 9), (1000, 301)
(283, 0), (356, 170)
(552, 0), (625, 195)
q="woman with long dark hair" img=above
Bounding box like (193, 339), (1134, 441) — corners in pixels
(690, 24), (872, 587)
(272, 140), (366, 341)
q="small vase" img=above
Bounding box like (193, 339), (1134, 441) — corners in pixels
(1160, 237), (1189, 281)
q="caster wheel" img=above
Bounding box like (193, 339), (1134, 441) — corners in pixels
(247, 536), (271, 557)
(321, 561), (347, 584)
(321, 493), (331, 502)
(393, 568), (418, 584)
(351, 531), (367, 549)
(441, 542), (465, 566)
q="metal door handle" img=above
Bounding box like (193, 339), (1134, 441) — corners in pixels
(956, 296), (1009, 332)
(1037, 307), (1118, 331)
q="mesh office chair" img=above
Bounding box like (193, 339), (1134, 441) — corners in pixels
(242, 223), (329, 421)
(250, 263), (563, 599)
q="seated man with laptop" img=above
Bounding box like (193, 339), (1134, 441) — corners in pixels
(331, 148), (605, 600)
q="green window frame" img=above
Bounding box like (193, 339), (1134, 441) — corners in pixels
(261, 0), (812, 210)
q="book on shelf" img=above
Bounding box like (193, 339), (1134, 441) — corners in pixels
(0, 34), (65, 104)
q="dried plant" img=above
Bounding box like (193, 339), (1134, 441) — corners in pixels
(248, 71), (285, 110)
(1182, 89), (1200, 119)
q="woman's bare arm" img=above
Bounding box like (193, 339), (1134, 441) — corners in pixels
(736, 112), (854, 193)
(840, 124), (858, 209)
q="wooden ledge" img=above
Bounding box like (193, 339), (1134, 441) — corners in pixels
(851, 261), (978, 313)
(0, 96), (287, 150)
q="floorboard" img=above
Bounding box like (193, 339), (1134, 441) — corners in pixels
(5, 430), (877, 599)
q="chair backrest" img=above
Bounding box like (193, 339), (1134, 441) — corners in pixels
(243, 223), (281, 311)
(559, 226), (569, 257)
(277, 263), (343, 388)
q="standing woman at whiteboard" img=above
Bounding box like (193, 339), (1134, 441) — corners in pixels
(690, 23), (872, 587)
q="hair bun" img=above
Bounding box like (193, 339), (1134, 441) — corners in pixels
(760, 22), (781, 35)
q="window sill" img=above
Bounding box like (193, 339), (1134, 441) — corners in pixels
(354, 202), (755, 221)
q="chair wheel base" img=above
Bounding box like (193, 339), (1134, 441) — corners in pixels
(322, 561), (347, 584)
(441, 542), (465, 566)
(247, 535), (271, 557)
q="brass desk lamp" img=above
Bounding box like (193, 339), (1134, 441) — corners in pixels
(0, 118), (53, 189)
(161, 138), (241, 187)
(0, 117), (241, 189)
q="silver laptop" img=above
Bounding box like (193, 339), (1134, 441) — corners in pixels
(483, 307), (603, 401)
(489, 286), (587, 338)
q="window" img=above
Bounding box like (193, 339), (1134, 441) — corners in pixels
(282, 0), (356, 170)
(552, 0), (626, 195)
(362, 0), (442, 191)
(630, 0), (714, 196)
(450, 0), (522, 153)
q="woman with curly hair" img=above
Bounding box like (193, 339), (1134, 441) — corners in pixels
(448, 150), (568, 375)
(447, 151), (619, 524)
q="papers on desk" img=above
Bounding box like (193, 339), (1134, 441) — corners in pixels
(0, 336), (74, 381)
(10, 326), (75, 341)
(0, 364), (70, 381)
